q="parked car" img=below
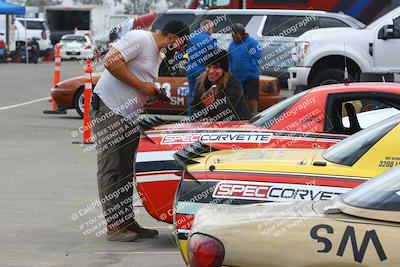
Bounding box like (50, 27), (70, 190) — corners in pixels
(14, 18), (52, 57)
(58, 34), (95, 60)
(0, 33), (6, 63)
(200, 9), (364, 85)
(50, 61), (281, 117)
(149, 9), (207, 32)
(135, 83), (400, 224)
(150, 9), (364, 86)
(174, 113), (400, 263)
(288, 6), (400, 93)
(187, 166), (400, 267)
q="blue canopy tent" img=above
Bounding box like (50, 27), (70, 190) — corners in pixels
(0, 0), (25, 15)
(0, 1), (26, 62)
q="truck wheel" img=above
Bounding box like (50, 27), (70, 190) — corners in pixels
(310, 69), (353, 87)
(73, 87), (84, 118)
(294, 86), (308, 95)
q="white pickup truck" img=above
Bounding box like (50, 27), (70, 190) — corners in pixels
(288, 7), (400, 93)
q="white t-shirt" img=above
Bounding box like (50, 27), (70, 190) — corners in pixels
(94, 30), (161, 121)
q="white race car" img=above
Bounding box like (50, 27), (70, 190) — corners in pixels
(59, 34), (95, 60)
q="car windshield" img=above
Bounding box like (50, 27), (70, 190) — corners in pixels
(342, 166), (400, 211)
(23, 21), (46, 30)
(338, 14), (366, 29)
(61, 36), (87, 43)
(248, 90), (308, 128)
(322, 114), (400, 166)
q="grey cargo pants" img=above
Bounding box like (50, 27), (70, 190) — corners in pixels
(91, 101), (141, 229)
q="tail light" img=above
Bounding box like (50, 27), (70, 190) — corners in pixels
(85, 45), (92, 50)
(188, 234), (225, 267)
(0, 41), (5, 49)
(41, 30), (46, 40)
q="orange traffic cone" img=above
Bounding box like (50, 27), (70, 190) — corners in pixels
(73, 59), (94, 145)
(43, 44), (67, 114)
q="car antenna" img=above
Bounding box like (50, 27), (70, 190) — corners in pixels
(343, 43), (350, 86)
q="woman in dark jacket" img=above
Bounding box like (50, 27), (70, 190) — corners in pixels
(190, 49), (252, 122)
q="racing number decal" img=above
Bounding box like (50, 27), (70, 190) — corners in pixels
(310, 224), (387, 263)
(154, 82), (172, 98)
(379, 157), (400, 168)
(154, 82), (185, 106)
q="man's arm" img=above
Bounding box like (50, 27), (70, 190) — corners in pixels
(103, 48), (159, 96)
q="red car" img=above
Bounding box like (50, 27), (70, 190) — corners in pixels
(136, 83), (400, 223)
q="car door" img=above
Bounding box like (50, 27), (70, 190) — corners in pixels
(374, 15), (400, 72)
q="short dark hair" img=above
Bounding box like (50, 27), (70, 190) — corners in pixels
(161, 20), (190, 38)
(231, 23), (245, 35)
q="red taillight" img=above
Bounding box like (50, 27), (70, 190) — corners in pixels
(188, 234), (225, 267)
(0, 41), (4, 49)
(41, 30), (46, 40)
(85, 45), (92, 50)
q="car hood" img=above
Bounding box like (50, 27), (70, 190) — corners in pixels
(56, 73), (101, 87)
(62, 42), (86, 48)
(184, 147), (381, 181)
(192, 201), (317, 234)
(297, 27), (371, 43)
(188, 148), (323, 173)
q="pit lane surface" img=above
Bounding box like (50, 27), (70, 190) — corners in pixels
(0, 61), (185, 267)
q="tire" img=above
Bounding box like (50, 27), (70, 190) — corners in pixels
(310, 68), (353, 88)
(294, 85), (308, 95)
(73, 87), (84, 118)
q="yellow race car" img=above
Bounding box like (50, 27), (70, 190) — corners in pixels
(174, 114), (400, 263)
(187, 166), (400, 267)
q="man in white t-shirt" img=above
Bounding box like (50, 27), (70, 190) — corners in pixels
(92, 21), (189, 242)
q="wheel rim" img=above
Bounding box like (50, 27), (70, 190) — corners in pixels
(78, 92), (84, 115)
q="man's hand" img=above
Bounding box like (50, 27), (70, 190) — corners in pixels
(141, 82), (161, 96)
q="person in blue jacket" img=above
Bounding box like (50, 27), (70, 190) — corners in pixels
(228, 23), (261, 115)
(185, 19), (218, 115)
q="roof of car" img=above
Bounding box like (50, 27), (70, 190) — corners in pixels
(311, 82), (400, 93)
(206, 9), (334, 16)
(159, 9), (207, 15)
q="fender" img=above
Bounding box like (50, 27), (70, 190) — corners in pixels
(304, 45), (372, 73)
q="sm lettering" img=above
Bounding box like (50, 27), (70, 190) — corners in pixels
(310, 224), (387, 263)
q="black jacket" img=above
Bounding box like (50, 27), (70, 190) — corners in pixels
(190, 76), (252, 121)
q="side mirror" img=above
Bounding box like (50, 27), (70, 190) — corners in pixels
(382, 25), (394, 40)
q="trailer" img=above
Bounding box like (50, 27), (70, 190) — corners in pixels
(45, 5), (92, 45)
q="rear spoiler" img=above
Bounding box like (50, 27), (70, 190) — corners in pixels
(173, 142), (219, 184)
(138, 116), (166, 144)
(173, 141), (219, 169)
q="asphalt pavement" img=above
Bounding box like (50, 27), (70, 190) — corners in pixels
(0, 61), (185, 267)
